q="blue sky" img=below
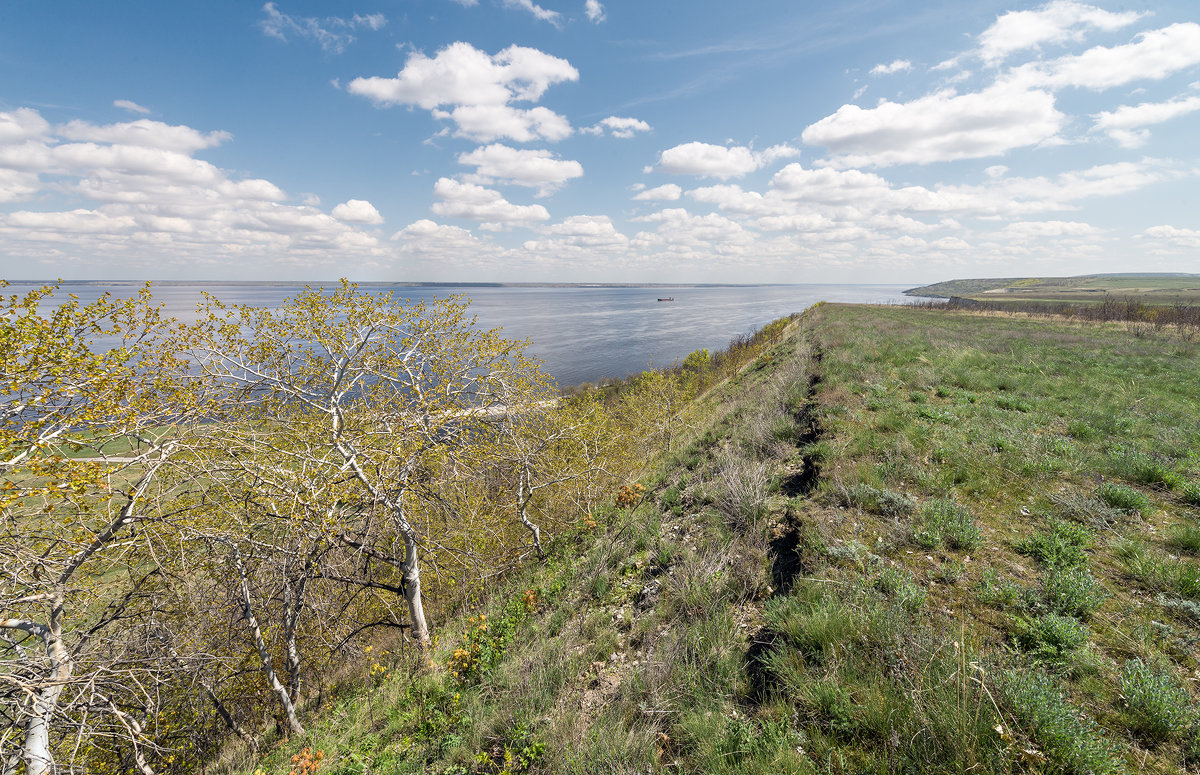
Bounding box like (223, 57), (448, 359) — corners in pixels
(2, 0), (1199, 283)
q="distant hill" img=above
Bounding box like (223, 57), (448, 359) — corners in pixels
(906, 273), (1200, 305)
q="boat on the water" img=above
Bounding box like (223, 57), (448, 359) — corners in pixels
(657, 297), (675, 302)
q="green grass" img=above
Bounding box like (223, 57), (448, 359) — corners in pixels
(223, 304), (1200, 775)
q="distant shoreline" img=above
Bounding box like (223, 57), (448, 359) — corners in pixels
(3, 280), (860, 289)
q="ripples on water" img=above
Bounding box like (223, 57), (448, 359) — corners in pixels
(22, 283), (910, 386)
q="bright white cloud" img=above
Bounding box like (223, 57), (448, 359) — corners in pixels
(767, 158), (1182, 218)
(1008, 22), (1200, 91)
(630, 208), (756, 257)
(802, 83), (1063, 167)
(58, 119), (231, 153)
(1139, 225), (1200, 249)
(260, 2), (386, 54)
(582, 116), (652, 138)
(457, 144), (583, 195)
(527, 215), (627, 250)
(1001, 220), (1100, 237)
(435, 104), (573, 143)
(1092, 95), (1200, 147)
(585, 0), (605, 23)
(652, 142), (800, 179)
(978, 0), (1143, 65)
(632, 183), (682, 201)
(430, 177), (550, 229)
(870, 59), (911, 75)
(331, 199), (384, 224)
(348, 42), (578, 143)
(687, 185), (790, 216)
(0, 107), (383, 266)
(113, 99), (151, 115)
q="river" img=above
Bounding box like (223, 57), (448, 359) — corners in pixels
(15, 282), (909, 386)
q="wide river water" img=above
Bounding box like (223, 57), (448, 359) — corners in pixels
(24, 283), (909, 386)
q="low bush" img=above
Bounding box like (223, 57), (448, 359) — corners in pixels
(1119, 659), (1196, 745)
(1012, 613), (1089, 662)
(713, 458), (770, 528)
(1096, 482), (1152, 516)
(997, 670), (1123, 775)
(1016, 519), (1092, 569)
(913, 498), (982, 550)
(1040, 567), (1108, 621)
(873, 566), (926, 613)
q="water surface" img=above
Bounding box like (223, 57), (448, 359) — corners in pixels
(22, 283), (908, 385)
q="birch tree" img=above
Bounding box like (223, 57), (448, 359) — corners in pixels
(0, 283), (193, 775)
(186, 281), (548, 652)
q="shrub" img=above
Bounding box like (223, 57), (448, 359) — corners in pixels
(1016, 519), (1092, 569)
(1096, 482), (1152, 516)
(1041, 567), (1108, 621)
(1013, 613), (1089, 662)
(913, 498), (982, 550)
(1119, 659), (1196, 744)
(874, 566), (926, 613)
(997, 670), (1122, 775)
(835, 482), (916, 517)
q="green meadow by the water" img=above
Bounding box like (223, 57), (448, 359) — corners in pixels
(907, 273), (1200, 306)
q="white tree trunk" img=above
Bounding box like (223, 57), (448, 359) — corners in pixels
(401, 535), (429, 649)
(232, 552), (305, 736)
(0, 616), (71, 775)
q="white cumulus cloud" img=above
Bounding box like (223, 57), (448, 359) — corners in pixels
(348, 42), (578, 143)
(652, 142), (800, 179)
(870, 59), (912, 75)
(0, 107), (384, 268)
(332, 199), (384, 224)
(457, 144), (583, 195)
(802, 83), (1063, 167)
(58, 119), (231, 153)
(430, 177), (550, 229)
(633, 183), (682, 201)
(978, 0), (1144, 66)
(582, 116), (651, 138)
(1139, 224), (1200, 249)
(1007, 22), (1200, 91)
(1092, 95), (1200, 147)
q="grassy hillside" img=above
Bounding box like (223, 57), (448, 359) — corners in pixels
(906, 274), (1200, 305)
(223, 304), (1200, 775)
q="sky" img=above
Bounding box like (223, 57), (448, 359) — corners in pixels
(2, 0), (1199, 284)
